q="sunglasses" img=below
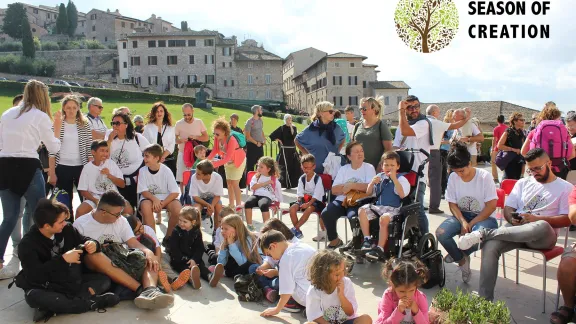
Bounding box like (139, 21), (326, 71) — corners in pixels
(91, 105), (104, 110)
(110, 121), (126, 126)
(323, 110), (335, 114)
(407, 104), (420, 111)
(360, 107), (369, 112)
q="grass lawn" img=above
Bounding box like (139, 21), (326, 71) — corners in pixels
(0, 89), (296, 137)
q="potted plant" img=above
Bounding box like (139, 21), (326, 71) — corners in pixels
(430, 288), (510, 324)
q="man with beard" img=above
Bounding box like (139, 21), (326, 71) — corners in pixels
(458, 148), (572, 301)
(395, 96), (471, 233)
(174, 103), (209, 184)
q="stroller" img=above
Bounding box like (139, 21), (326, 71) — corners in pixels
(340, 148), (441, 274)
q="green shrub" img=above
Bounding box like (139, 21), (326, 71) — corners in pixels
(9, 57), (36, 75)
(34, 59), (56, 77)
(0, 55), (19, 72)
(68, 41), (82, 49)
(432, 288), (510, 324)
(0, 41), (23, 52)
(41, 41), (60, 51)
(84, 40), (105, 49)
(107, 43), (117, 49)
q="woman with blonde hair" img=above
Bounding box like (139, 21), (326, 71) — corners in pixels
(207, 117), (247, 209)
(351, 97), (393, 171)
(0, 80), (61, 279)
(48, 95), (93, 219)
(295, 101), (345, 174)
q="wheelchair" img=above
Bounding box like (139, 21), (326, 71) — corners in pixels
(339, 149), (439, 272)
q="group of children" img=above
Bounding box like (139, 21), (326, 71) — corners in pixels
(72, 136), (431, 323)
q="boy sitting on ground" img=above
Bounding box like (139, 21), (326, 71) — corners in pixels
(76, 140), (133, 217)
(288, 154), (325, 239)
(138, 144), (182, 245)
(357, 151), (410, 260)
(260, 230), (316, 317)
(189, 159), (223, 229)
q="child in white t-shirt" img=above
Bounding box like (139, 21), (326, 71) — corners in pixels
(76, 140), (133, 217)
(260, 230), (315, 316)
(189, 159), (223, 228)
(245, 156), (283, 231)
(306, 250), (372, 324)
(289, 154), (325, 239)
(137, 144), (182, 243)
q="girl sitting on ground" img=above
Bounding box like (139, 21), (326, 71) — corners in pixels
(218, 214), (263, 278)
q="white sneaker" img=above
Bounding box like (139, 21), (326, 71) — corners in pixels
(459, 254), (472, 283)
(0, 265), (18, 280)
(312, 231), (326, 242)
(458, 231), (483, 250)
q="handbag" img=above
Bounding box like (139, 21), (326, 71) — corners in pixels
(495, 150), (518, 171)
(342, 190), (372, 208)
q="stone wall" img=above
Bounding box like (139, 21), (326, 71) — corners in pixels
(0, 49), (117, 77)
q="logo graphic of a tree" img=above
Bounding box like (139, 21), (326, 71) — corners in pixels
(395, 0), (459, 53)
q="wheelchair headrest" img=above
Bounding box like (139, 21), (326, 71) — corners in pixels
(396, 150), (415, 174)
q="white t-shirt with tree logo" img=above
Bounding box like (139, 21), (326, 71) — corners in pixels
(445, 168), (498, 218)
(137, 164), (180, 202)
(106, 133), (149, 176)
(77, 159), (124, 199)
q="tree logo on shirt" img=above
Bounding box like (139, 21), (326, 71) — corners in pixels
(458, 196), (482, 213)
(323, 306), (348, 323)
(95, 174), (115, 193)
(525, 194), (547, 212)
(395, 0), (459, 53)
(111, 149), (130, 169)
(147, 184), (161, 195)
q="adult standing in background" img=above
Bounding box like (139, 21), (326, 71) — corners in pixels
(142, 102), (176, 176)
(230, 113), (243, 133)
(452, 109), (484, 167)
(49, 95), (93, 219)
(344, 105), (357, 137)
(133, 115), (144, 134)
(0, 80), (61, 279)
(528, 112), (538, 132)
(295, 102), (345, 175)
(244, 105), (266, 173)
(497, 113), (526, 180)
(175, 103), (209, 184)
(333, 110), (350, 155)
(269, 114), (301, 188)
(441, 110), (455, 199)
(492, 115), (508, 184)
(86, 97), (107, 140)
(351, 97), (393, 172)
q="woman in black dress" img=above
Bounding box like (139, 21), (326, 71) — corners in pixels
(269, 114), (301, 189)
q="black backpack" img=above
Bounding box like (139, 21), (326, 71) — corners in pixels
(420, 249), (446, 289)
(233, 273), (263, 302)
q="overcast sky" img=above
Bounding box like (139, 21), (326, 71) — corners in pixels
(5, 0), (575, 113)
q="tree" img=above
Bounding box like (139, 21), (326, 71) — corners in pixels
(180, 21), (188, 31)
(22, 15), (35, 58)
(55, 3), (68, 35)
(66, 0), (78, 37)
(1, 3), (27, 39)
(394, 0), (459, 53)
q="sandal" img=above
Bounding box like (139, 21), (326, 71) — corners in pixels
(550, 305), (574, 324)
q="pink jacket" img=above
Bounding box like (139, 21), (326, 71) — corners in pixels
(375, 288), (429, 324)
(207, 136), (246, 169)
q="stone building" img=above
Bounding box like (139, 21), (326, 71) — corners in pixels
(86, 9), (153, 46)
(146, 15), (179, 34)
(369, 81), (411, 119)
(283, 51), (380, 114)
(283, 47), (327, 111)
(117, 32), (282, 100)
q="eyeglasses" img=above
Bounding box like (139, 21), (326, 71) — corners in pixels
(92, 105), (104, 110)
(526, 164), (547, 174)
(323, 110), (335, 114)
(111, 121), (126, 126)
(407, 104), (420, 111)
(100, 207), (124, 218)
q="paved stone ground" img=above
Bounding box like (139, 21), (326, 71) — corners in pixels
(0, 164), (571, 323)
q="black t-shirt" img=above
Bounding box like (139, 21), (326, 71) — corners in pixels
(571, 134), (576, 170)
(505, 128), (525, 149)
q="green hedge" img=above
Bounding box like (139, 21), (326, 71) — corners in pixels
(0, 56), (55, 77)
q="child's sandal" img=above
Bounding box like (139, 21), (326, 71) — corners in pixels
(189, 265), (201, 289)
(171, 269), (191, 291)
(158, 270), (172, 293)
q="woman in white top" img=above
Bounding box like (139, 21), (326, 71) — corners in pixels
(0, 80), (61, 279)
(320, 141), (376, 249)
(107, 112), (150, 209)
(49, 95), (93, 219)
(142, 102), (176, 176)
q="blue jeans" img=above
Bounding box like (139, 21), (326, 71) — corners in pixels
(248, 263), (279, 290)
(320, 200), (360, 242)
(417, 181), (428, 234)
(0, 168), (45, 263)
(436, 211), (499, 262)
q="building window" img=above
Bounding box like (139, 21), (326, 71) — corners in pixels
(148, 76), (158, 86)
(397, 96), (403, 104)
(248, 75), (253, 85)
(121, 79), (130, 83)
(205, 75), (215, 84)
(224, 80), (228, 87)
(333, 96), (336, 105)
(362, 81), (367, 88)
(231, 80), (234, 86)
(204, 55), (214, 64)
(248, 62), (253, 69)
(138, 22), (141, 26)
(90, 14), (97, 20)
(349, 96), (358, 106)
(265, 89), (271, 99)
(334, 62), (340, 67)
(228, 93), (233, 98)
(222, 62), (226, 68)
(348, 76), (358, 85)
(46, 13), (50, 19)
(123, 62), (127, 68)
(33, 8), (38, 14)
(188, 40), (196, 47)
(158, 40), (166, 47)
(104, 37), (108, 42)
(204, 39), (214, 46)
(131, 41), (137, 48)
(92, 26), (95, 32)
(144, 23), (147, 27)
(339, 97), (343, 106)
(189, 55), (195, 64)
(167, 56), (178, 65)
(130, 23), (134, 29)
(148, 56), (157, 65)
(265, 74), (271, 85)
(173, 76), (179, 87)
(187, 75), (198, 84)
(350, 62), (355, 67)
(122, 42), (126, 49)
(121, 22), (125, 28)
(248, 90), (255, 99)
(148, 40), (156, 47)
(385, 96), (390, 105)
(130, 57), (140, 66)
(333, 76), (342, 86)
(229, 62), (232, 68)
(85, 57), (91, 66)
(168, 40), (186, 47)
(265, 61), (270, 68)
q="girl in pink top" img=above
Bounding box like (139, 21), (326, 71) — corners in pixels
(207, 118), (247, 209)
(375, 258), (429, 324)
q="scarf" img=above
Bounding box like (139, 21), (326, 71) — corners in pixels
(310, 119), (337, 145)
(407, 113), (434, 146)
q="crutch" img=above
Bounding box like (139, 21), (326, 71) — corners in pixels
(281, 145), (295, 188)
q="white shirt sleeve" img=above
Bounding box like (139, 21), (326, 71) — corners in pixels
(119, 217), (136, 242)
(198, 120), (207, 133)
(313, 176), (325, 202)
(109, 160), (124, 179)
(274, 178), (283, 203)
(136, 133), (150, 151)
(137, 168), (148, 194)
(472, 124), (481, 136)
(305, 287), (323, 321)
(343, 277), (359, 315)
(395, 176), (411, 198)
(166, 168), (180, 194)
(144, 225), (160, 247)
(142, 124), (155, 144)
(411, 120), (429, 140)
(39, 113), (61, 155)
(333, 166), (347, 187)
(296, 176), (304, 198)
(364, 163), (376, 181)
(163, 126), (176, 154)
(393, 128), (402, 147)
(483, 173), (498, 202)
(77, 165), (90, 191)
(189, 177), (199, 198)
(278, 257), (296, 296)
(559, 184), (572, 215)
(214, 174), (224, 196)
(445, 173), (457, 204)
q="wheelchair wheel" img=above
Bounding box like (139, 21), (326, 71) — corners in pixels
(417, 233), (437, 259)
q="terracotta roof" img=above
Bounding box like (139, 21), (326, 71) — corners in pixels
(328, 52), (367, 60)
(234, 45), (282, 61)
(370, 81), (411, 89)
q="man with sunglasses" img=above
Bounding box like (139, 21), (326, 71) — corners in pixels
(458, 148), (572, 301)
(86, 97), (107, 140)
(74, 190), (174, 309)
(175, 103), (209, 184)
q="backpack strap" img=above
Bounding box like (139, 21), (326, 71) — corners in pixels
(352, 122), (361, 141)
